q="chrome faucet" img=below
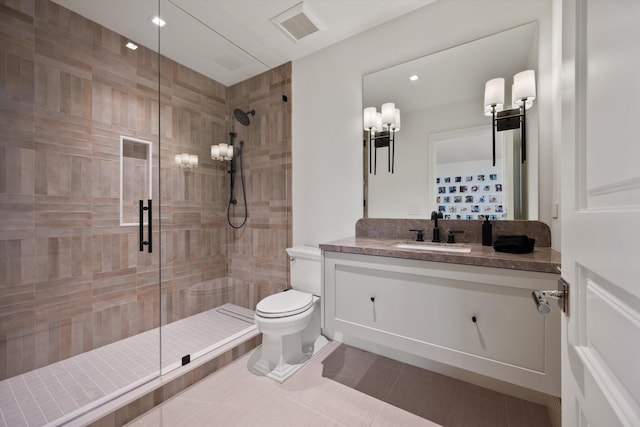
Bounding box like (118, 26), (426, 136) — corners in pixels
(431, 211), (443, 242)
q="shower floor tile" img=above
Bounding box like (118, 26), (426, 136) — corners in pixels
(0, 304), (256, 427)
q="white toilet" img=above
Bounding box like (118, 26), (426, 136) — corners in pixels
(248, 246), (328, 382)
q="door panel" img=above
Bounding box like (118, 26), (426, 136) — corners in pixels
(561, 0), (640, 425)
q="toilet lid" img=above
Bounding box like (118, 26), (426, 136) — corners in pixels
(256, 290), (313, 318)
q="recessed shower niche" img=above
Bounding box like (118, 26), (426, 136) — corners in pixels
(120, 136), (152, 226)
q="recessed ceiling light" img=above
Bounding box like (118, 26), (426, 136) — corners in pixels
(126, 42), (138, 50)
(151, 16), (166, 27)
(409, 75), (419, 81)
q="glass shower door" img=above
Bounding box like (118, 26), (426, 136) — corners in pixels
(155, 0), (270, 376)
(0, 1), (163, 425)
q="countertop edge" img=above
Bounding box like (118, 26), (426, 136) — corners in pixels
(320, 237), (561, 275)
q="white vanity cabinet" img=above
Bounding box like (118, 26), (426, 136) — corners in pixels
(322, 250), (560, 396)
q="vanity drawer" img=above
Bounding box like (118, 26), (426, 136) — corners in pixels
(323, 251), (560, 396)
(334, 263), (546, 371)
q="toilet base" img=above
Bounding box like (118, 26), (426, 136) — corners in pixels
(248, 334), (328, 383)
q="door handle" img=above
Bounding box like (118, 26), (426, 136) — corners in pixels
(531, 278), (569, 316)
(139, 199), (152, 253)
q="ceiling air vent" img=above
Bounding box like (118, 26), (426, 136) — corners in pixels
(270, 1), (322, 42)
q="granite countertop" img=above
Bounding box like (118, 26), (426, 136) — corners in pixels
(320, 237), (561, 274)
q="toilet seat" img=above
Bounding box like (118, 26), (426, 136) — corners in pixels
(256, 290), (313, 318)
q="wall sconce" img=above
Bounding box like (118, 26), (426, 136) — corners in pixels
(363, 102), (401, 174)
(212, 133), (243, 163)
(175, 153), (198, 168)
(211, 143), (236, 161)
(484, 70), (536, 166)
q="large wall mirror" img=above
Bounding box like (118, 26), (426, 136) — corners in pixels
(363, 22), (538, 220)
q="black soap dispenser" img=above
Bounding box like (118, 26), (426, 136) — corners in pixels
(482, 216), (493, 246)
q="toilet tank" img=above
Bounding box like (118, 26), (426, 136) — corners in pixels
(286, 246), (322, 296)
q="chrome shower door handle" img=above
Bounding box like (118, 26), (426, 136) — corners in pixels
(139, 199), (152, 253)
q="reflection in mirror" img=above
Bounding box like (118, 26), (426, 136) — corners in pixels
(364, 22), (538, 220)
(429, 126), (522, 221)
(120, 136), (152, 226)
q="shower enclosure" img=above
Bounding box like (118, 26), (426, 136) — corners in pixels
(0, 1), (291, 425)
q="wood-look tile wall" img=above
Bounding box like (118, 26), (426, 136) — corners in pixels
(0, 0), (292, 380)
(226, 63), (293, 310)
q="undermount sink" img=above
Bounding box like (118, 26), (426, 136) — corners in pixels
(393, 242), (472, 253)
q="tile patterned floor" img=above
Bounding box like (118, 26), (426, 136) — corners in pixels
(126, 341), (552, 427)
(0, 304), (255, 427)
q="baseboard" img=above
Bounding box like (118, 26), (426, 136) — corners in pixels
(547, 395), (562, 427)
(325, 329), (557, 407)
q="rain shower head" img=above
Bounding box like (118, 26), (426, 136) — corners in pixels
(233, 108), (255, 126)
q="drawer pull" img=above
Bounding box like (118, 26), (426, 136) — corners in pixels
(472, 316), (477, 323)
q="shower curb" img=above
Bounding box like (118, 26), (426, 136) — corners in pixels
(65, 331), (261, 427)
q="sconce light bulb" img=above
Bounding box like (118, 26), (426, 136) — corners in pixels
(381, 102), (396, 127)
(175, 153), (198, 168)
(375, 112), (383, 133)
(484, 78), (505, 116)
(392, 108), (401, 131)
(513, 70), (536, 104)
(363, 107), (377, 131)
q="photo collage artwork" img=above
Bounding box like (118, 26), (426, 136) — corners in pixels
(436, 173), (506, 220)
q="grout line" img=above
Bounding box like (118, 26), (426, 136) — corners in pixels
(90, 350), (131, 391)
(15, 375), (47, 427)
(7, 379), (29, 427)
(384, 367), (403, 405)
(0, 407), (8, 427)
(59, 359), (94, 407)
(43, 365), (80, 414)
(35, 370), (64, 422)
(1, 304), (257, 427)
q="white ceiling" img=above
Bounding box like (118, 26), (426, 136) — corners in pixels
(363, 22), (538, 114)
(52, 0), (436, 86)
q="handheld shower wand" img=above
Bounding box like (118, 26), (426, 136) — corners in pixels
(229, 150), (239, 205)
(226, 132), (247, 229)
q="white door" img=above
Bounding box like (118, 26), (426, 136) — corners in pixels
(561, 0), (640, 425)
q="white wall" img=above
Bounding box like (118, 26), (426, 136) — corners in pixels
(293, 0), (555, 247)
(368, 99), (485, 218)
